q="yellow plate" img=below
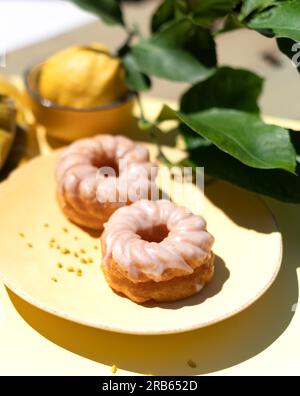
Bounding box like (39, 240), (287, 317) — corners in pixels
(0, 146), (282, 334)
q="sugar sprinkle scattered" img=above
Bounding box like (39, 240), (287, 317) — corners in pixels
(187, 359), (197, 368)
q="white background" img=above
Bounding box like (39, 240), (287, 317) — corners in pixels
(0, 0), (96, 52)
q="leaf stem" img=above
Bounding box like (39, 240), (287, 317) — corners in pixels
(118, 21), (144, 57)
(117, 28), (135, 57)
(136, 94), (147, 125)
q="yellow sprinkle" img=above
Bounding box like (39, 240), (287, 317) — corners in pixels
(74, 236), (79, 241)
(27, 243), (33, 248)
(76, 269), (82, 277)
(51, 276), (58, 283)
(80, 258), (87, 264)
(111, 365), (118, 374)
(80, 248), (86, 254)
(88, 258), (93, 263)
(67, 266), (75, 272)
(57, 262), (63, 269)
(56, 244), (61, 250)
(63, 227), (68, 233)
(93, 245), (98, 250)
(19, 232), (25, 238)
(73, 252), (79, 258)
(49, 242), (54, 248)
(43, 223), (49, 228)
(61, 248), (70, 255)
(50, 238), (56, 243)
(187, 359), (197, 368)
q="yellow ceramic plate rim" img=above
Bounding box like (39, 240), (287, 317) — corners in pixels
(0, 151), (283, 335)
(0, 238), (282, 335)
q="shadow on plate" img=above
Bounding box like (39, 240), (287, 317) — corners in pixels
(75, 224), (102, 239)
(205, 180), (277, 234)
(143, 255), (229, 309)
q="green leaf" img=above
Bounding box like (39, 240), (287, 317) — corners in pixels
(240, 0), (277, 20)
(151, 0), (239, 30)
(70, 0), (124, 26)
(158, 106), (296, 172)
(131, 19), (214, 83)
(248, 0), (300, 41)
(131, 44), (213, 83)
(138, 119), (154, 130)
(191, 0), (239, 27)
(151, 0), (239, 31)
(184, 28), (217, 68)
(151, 18), (217, 67)
(157, 105), (179, 122)
(180, 66), (263, 114)
(222, 13), (245, 33)
(181, 125), (212, 150)
(179, 67), (263, 150)
(186, 140), (300, 203)
(277, 37), (300, 74)
(151, 0), (175, 32)
(122, 54), (151, 92)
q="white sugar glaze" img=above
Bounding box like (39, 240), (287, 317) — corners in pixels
(56, 135), (157, 229)
(102, 200), (214, 282)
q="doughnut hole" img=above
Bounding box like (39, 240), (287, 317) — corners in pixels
(137, 224), (169, 243)
(92, 155), (120, 177)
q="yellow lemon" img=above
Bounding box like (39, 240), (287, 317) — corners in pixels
(0, 75), (35, 126)
(39, 44), (128, 108)
(0, 77), (21, 102)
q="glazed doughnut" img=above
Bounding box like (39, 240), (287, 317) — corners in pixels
(101, 200), (215, 303)
(56, 135), (157, 229)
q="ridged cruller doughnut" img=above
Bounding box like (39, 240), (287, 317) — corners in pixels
(101, 199), (215, 303)
(56, 135), (157, 230)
